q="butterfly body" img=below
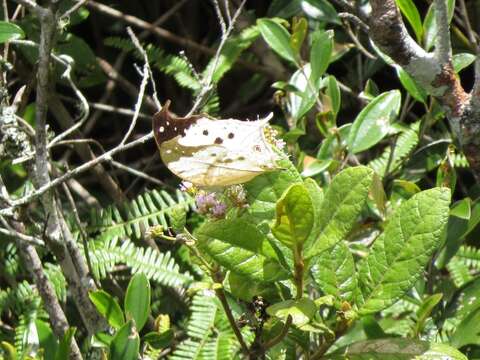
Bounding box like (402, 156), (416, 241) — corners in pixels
(153, 101), (280, 187)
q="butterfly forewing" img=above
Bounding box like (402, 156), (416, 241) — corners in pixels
(153, 101), (280, 187)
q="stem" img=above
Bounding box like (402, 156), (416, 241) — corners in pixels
(214, 281), (249, 354)
(294, 245), (304, 299)
(263, 315), (292, 351)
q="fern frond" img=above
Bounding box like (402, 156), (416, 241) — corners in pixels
(104, 36), (135, 52)
(447, 257), (473, 288)
(88, 237), (192, 287)
(202, 25), (260, 84)
(369, 121), (420, 177)
(14, 304), (39, 358)
(170, 294), (219, 360)
(119, 240), (193, 287)
(199, 333), (236, 360)
(88, 189), (193, 239)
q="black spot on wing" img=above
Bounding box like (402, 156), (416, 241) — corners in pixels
(214, 137), (223, 144)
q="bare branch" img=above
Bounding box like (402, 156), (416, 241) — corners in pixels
(188, 0), (246, 115)
(0, 132), (154, 216)
(434, 0), (453, 64)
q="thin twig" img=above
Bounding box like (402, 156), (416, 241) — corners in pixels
(60, 0), (88, 19)
(263, 315), (292, 351)
(109, 159), (166, 186)
(215, 286), (249, 354)
(61, 182), (101, 288)
(0, 223), (45, 246)
(0, 131), (154, 216)
(48, 56), (90, 147)
(188, 0), (247, 115)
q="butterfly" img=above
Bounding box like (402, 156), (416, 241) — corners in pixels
(152, 100), (281, 187)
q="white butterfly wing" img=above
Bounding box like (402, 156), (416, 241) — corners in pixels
(153, 102), (280, 187)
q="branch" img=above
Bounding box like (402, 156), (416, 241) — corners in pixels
(434, 0), (452, 65)
(369, 0), (468, 117)
(188, 0), (246, 115)
(85, 0), (278, 79)
(0, 132), (154, 216)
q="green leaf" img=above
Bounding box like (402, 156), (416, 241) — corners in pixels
(0, 21), (24, 43)
(324, 339), (467, 359)
(36, 320), (58, 360)
(196, 219), (289, 282)
(414, 293), (442, 336)
(449, 278), (480, 347)
(290, 17), (308, 55)
(89, 290), (125, 330)
(304, 166), (374, 259)
(310, 30), (333, 84)
(301, 0), (340, 24)
(287, 64), (319, 121)
(267, 298), (317, 326)
(143, 330), (173, 349)
(326, 75), (341, 117)
(55, 328), (76, 360)
(312, 241), (358, 303)
(257, 18), (298, 64)
(395, 0), (423, 41)
(301, 159), (331, 177)
(109, 320), (139, 360)
(245, 157), (303, 221)
(348, 90), (401, 154)
(396, 66), (427, 103)
(272, 184), (315, 247)
(357, 188), (451, 314)
(423, 0), (456, 51)
(125, 273), (151, 331)
(0, 342), (16, 360)
(453, 53), (476, 73)
(451, 306), (480, 348)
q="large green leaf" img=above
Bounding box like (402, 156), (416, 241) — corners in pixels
(267, 298), (317, 326)
(0, 21), (24, 43)
(196, 219), (289, 282)
(36, 320), (57, 360)
(357, 188), (451, 314)
(396, 66), (427, 104)
(109, 320), (139, 360)
(245, 157), (302, 221)
(395, 0), (423, 41)
(272, 183), (315, 247)
(324, 339), (467, 359)
(452, 53), (476, 73)
(312, 241), (358, 303)
(310, 30), (333, 84)
(304, 166), (374, 259)
(124, 273), (151, 331)
(89, 290), (125, 330)
(348, 90), (401, 154)
(257, 18), (298, 64)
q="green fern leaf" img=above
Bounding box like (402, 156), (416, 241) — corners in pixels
(369, 121), (419, 177)
(88, 189), (193, 239)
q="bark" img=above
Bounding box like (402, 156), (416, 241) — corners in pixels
(368, 0), (480, 180)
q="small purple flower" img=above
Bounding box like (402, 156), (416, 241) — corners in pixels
(211, 203), (227, 218)
(195, 192), (227, 219)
